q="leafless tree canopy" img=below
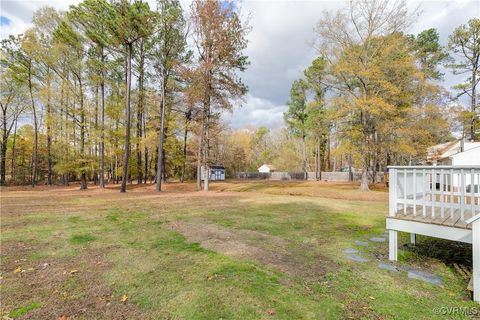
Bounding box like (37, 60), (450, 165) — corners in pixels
(315, 0), (418, 59)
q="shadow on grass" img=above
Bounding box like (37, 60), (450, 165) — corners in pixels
(402, 236), (472, 267)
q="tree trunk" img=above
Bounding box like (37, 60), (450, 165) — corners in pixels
(144, 147), (149, 184)
(181, 117), (189, 183)
(316, 137), (322, 180)
(79, 76), (87, 190)
(99, 73), (106, 188)
(1, 105), (8, 185)
(114, 116), (119, 184)
(114, 154), (118, 184)
(302, 135), (307, 180)
(156, 72), (167, 192)
(143, 96), (148, 184)
(10, 118), (17, 183)
(348, 154), (353, 182)
(196, 114), (204, 191)
(137, 40), (145, 185)
(29, 64), (38, 188)
(46, 67), (53, 185)
(326, 132), (331, 171)
(93, 87), (99, 186)
(203, 104), (210, 191)
(153, 146), (158, 183)
(0, 133), (6, 186)
(471, 66), (477, 141)
(121, 43), (133, 193)
(360, 156), (370, 192)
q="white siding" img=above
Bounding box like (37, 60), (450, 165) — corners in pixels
(451, 147), (480, 166)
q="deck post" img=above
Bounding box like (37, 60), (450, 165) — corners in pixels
(473, 219), (479, 303)
(410, 233), (416, 245)
(388, 168), (398, 261)
(389, 230), (398, 261)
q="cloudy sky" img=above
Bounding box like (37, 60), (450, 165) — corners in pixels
(1, 0), (479, 129)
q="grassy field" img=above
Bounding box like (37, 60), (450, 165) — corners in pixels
(0, 181), (476, 319)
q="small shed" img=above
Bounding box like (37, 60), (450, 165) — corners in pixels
(201, 165), (226, 181)
(258, 164), (276, 173)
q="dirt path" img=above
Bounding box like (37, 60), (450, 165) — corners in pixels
(165, 221), (333, 279)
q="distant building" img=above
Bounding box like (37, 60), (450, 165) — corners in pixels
(426, 140), (480, 190)
(427, 140), (480, 165)
(201, 165), (226, 181)
(257, 164), (276, 173)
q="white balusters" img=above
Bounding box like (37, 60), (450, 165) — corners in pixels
(403, 169), (407, 215)
(471, 169), (475, 217)
(440, 169), (445, 219)
(423, 169), (426, 218)
(431, 168), (436, 219)
(461, 169), (465, 222)
(450, 168), (454, 222)
(413, 169), (417, 216)
(388, 166), (480, 226)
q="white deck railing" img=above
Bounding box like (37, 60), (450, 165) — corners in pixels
(388, 166), (480, 225)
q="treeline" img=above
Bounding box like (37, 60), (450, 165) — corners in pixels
(1, 0), (478, 192)
(280, 1), (479, 191)
(208, 2), (479, 191)
(0, 0), (249, 191)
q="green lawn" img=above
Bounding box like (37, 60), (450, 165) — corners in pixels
(0, 181), (476, 319)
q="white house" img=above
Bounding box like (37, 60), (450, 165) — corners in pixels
(427, 141), (480, 190)
(427, 140), (480, 165)
(451, 146), (480, 166)
(258, 164), (276, 173)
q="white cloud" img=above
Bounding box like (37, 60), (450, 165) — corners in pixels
(1, 0), (479, 128)
(0, 0), (82, 38)
(0, 12), (30, 39)
(222, 93), (287, 129)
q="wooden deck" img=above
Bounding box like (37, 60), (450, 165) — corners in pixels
(387, 166), (480, 302)
(391, 206), (474, 229)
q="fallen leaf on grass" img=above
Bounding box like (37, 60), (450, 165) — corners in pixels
(58, 315), (70, 320)
(120, 295), (128, 303)
(70, 269), (78, 274)
(267, 309), (275, 316)
(13, 267), (22, 274)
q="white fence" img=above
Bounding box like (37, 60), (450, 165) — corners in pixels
(235, 171), (383, 182)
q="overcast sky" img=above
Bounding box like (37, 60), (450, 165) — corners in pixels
(1, 0), (479, 129)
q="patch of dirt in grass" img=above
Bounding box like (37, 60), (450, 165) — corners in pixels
(341, 298), (381, 320)
(1, 241), (145, 320)
(165, 221), (334, 279)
